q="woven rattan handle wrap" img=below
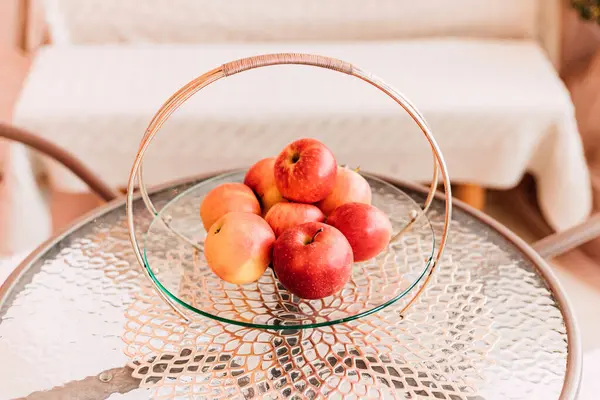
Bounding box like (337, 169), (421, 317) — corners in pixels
(223, 53), (353, 76)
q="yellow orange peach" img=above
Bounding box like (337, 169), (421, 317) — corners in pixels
(199, 183), (260, 231)
(316, 166), (372, 216)
(204, 212), (275, 284)
(244, 157), (287, 215)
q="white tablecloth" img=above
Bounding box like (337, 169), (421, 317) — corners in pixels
(6, 40), (591, 252)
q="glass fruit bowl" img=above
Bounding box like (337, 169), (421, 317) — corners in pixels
(143, 170), (435, 329)
(126, 53), (452, 328)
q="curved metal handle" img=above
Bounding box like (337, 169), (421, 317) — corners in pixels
(0, 123), (118, 202)
(126, 53), (452, 322)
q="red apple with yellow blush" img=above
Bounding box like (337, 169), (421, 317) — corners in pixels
(274, 138), (337, 203)
(199, 183), (260, 231)
(316, 166), (372, 216)
(204, 212), (275, 284)
(244, 157), (287, 215)
(272, 222), (353, 299)
(265, 202), (325, 238)
(327, 202), (392, 262)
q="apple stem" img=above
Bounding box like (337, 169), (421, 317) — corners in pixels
(311, 228), (324, 242)
(354, 165), (361, 172)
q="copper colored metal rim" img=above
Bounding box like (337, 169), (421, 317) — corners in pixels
(0, 175), (581, 399)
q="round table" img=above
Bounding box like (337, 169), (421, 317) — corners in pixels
(0, 176), (581, 399)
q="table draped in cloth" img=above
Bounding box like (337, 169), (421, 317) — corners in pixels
(4, 40), (591, 251)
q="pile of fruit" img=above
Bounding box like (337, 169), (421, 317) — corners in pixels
(201, 138), (392, 299)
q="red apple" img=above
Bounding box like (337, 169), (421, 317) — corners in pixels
(316, 166), (372, 216)
(200, 183), (260, 231)
(272, 222), (353, 299)
(265, 202), (325, 237)
(244, 157), (287, 215)
(274, 138), (337, 203)
(204, 212), (275, 284)
(327, 203), (392, 262)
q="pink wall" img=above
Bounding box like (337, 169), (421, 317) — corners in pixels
(0, 1), (19, 51)
(562, 8), (600, 75)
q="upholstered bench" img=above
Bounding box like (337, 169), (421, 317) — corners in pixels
(3, 0), (591, 252)
(14, 40), (590, 212)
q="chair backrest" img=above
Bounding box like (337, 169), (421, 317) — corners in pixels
(0, 123), (117, 202)
(42, 0), (556, 45)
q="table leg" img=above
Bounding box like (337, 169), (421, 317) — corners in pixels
(454, 183), (485, 210)
(18, 366), (140, 399)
